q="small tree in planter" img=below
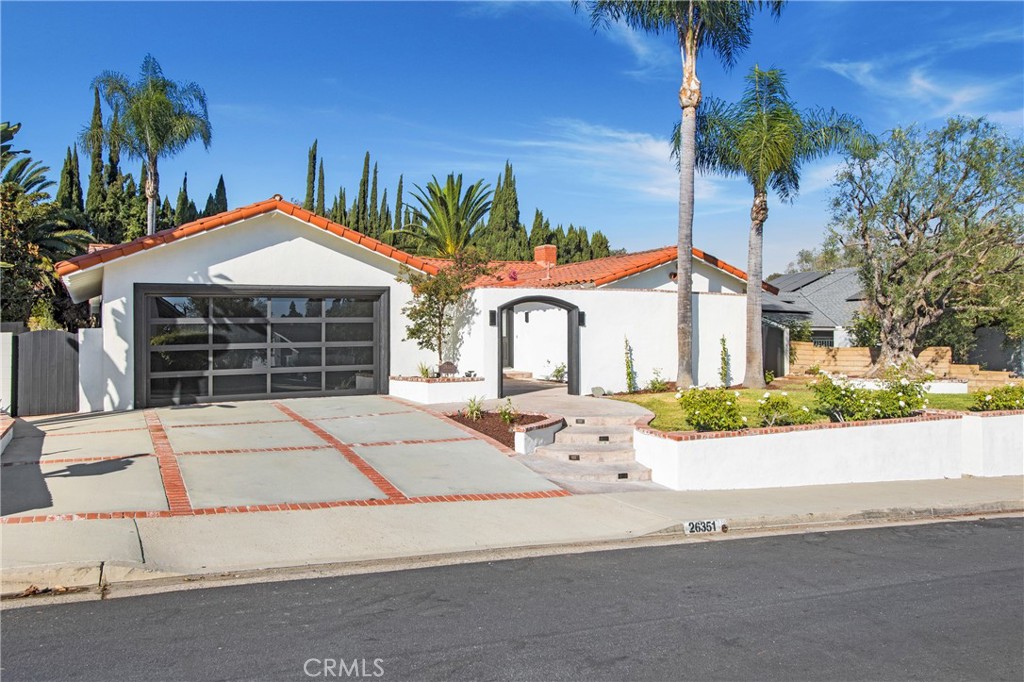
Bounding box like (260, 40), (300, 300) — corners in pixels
(397, 247), (492, 368)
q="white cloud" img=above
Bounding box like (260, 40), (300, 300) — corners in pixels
(604, 22), (677, 80)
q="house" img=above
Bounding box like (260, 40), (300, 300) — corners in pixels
(54, 196), (784, 411)
(768, 268), (864, 347)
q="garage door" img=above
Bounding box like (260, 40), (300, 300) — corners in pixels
(136, 286), (389, 407)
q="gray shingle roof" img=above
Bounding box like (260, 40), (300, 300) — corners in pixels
(774, 267), (865, 328)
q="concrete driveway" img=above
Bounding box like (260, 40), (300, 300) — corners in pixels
(1, 396), (564, 522)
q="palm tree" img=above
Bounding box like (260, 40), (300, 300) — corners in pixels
(577, 1), (784, 388)
(690, 66), (868, 387)
(91, 55), (211, 235)
(396, 174), (492, 257)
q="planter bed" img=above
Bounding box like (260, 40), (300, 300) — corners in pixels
(389, 375), (485, 405)
(449, 412), (549, 449)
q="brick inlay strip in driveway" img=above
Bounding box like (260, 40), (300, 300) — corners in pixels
(272, 402), (407, 501)
(144, 410), (193, 515)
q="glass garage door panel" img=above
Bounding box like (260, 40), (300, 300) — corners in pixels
(145, 291), (382, 406)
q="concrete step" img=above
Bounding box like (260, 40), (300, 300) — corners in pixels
(554, 425), (634, 445)
(532, 442), (638, 464)
(503, 369), (533, 380)
(516, 454), (652, 483)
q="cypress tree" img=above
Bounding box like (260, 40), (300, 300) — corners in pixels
(316, 159), (326, 215)
(481, 161), (527, 260)
(175, 173), (191, 226)
(590, 231), (611, 259)
(304, 140), (317, 211)
(528, 209), (551, 250)
(203, 193), (217, 217)
(356, 152), (370, 233)
(335, 187), (347, 224)
(563, 225), (581, 263)
(186, 199), (198, 224)
(56, 147), (76, 209)
(160, 196), (175, 231)
(378, 189), (390, 241)
(105, 107), (121, 186)
(552, 225), (566, 261)
(214, 175), (227, 213)
(368, 163), (379, 237)
(390, 175), (404, 247)
(85, 87), (106, 215)
(578, 226), (591, 261)
(70, 145), (84, 212)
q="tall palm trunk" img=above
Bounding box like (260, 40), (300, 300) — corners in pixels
(675, 21), (700, 388)
(145, 157), (158, 235)
(744, 190), (768, 388)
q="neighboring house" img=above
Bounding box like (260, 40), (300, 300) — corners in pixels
(55, 196), (785, 411)
(768, 268), (864, 347)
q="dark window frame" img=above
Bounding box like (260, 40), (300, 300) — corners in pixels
(135, 284), (390, 407)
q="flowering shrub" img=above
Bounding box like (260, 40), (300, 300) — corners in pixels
(971, 384), (1024, 411)
(756, 392), (814, 427)
(677, 387), (745, 432)
(810, 367), (926, 422)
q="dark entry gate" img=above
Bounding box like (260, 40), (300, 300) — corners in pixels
(14, 330), (80, 416)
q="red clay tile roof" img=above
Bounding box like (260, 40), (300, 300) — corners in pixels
(423, 246), (778, 294)
(54, 196), (441, 278)
(55, 197), (775, 294)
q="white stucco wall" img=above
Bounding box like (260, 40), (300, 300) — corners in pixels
(604, 260), (746, 294)
(960, 413), (1024, 477)
(94, 211), (436, 410)
(635, 417), (964, 491)
(510, 303), (567, 379)
(465, 288), (747, 397)
(0, 332), (13, 414)
(78, 328), (105, 413)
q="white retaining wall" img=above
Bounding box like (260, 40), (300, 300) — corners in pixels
(388, 378), (486, 405)
(635, 412), (1024, 491)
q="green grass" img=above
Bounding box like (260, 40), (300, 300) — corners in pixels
(613, 387), (978, 432)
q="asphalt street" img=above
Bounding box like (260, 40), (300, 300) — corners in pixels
(2, 518), (1022, 681)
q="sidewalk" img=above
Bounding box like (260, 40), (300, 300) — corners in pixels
(3, 475), (1021, 597)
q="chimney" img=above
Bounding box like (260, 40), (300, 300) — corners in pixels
(534, 244), (557, 267)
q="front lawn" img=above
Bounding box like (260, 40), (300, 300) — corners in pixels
(613, 387), (977, 432)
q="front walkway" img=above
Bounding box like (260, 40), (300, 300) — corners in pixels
(1, 396), (564, 524)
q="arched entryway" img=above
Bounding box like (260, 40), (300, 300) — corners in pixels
(495, 295), (581, 398)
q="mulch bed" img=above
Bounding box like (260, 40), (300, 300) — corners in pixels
(448, 412), (548, 448)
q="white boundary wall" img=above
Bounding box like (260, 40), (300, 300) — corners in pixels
(0, 332), (13, 414)
(78, 328), (105, 413)
(388, 378), (486, 405)
(635, 412), (1024, 491)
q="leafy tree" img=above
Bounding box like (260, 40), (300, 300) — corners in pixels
(316, 158), (326, 215)
(785, 235), (862, 273)
(578, 0), (784, 387)
(304, 139), (317, 211)
(691, 65), (866, 387)
(1, 123), (92, 324)
(395, 174), (493, 257)
(832, 117), (1024, 369)
(396, 248), (493, 365)
(94, 54), (212, 235)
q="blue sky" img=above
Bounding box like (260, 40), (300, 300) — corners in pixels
(3, 1), (1022, 273)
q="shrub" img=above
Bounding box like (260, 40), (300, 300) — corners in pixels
(971, 384), (1024, 411)
(417, 361), (431, 378)
(810, 367), (926, 422)
(763, 370), (775, 385)
(756, 392), (814, 427)
(498, 398), (518, 425)
(464, 396), (484, 421)
(550, 363), (567, 382)
(677, 387), (745, 432)
(645, 368), (670, 393)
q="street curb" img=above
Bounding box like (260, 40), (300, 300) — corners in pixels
(3, 501), (1020, 605)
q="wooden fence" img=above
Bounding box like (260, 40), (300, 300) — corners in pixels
(789, 342), (1021, 391)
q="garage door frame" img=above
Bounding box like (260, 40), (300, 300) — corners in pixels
(133, 283), (390, 407)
